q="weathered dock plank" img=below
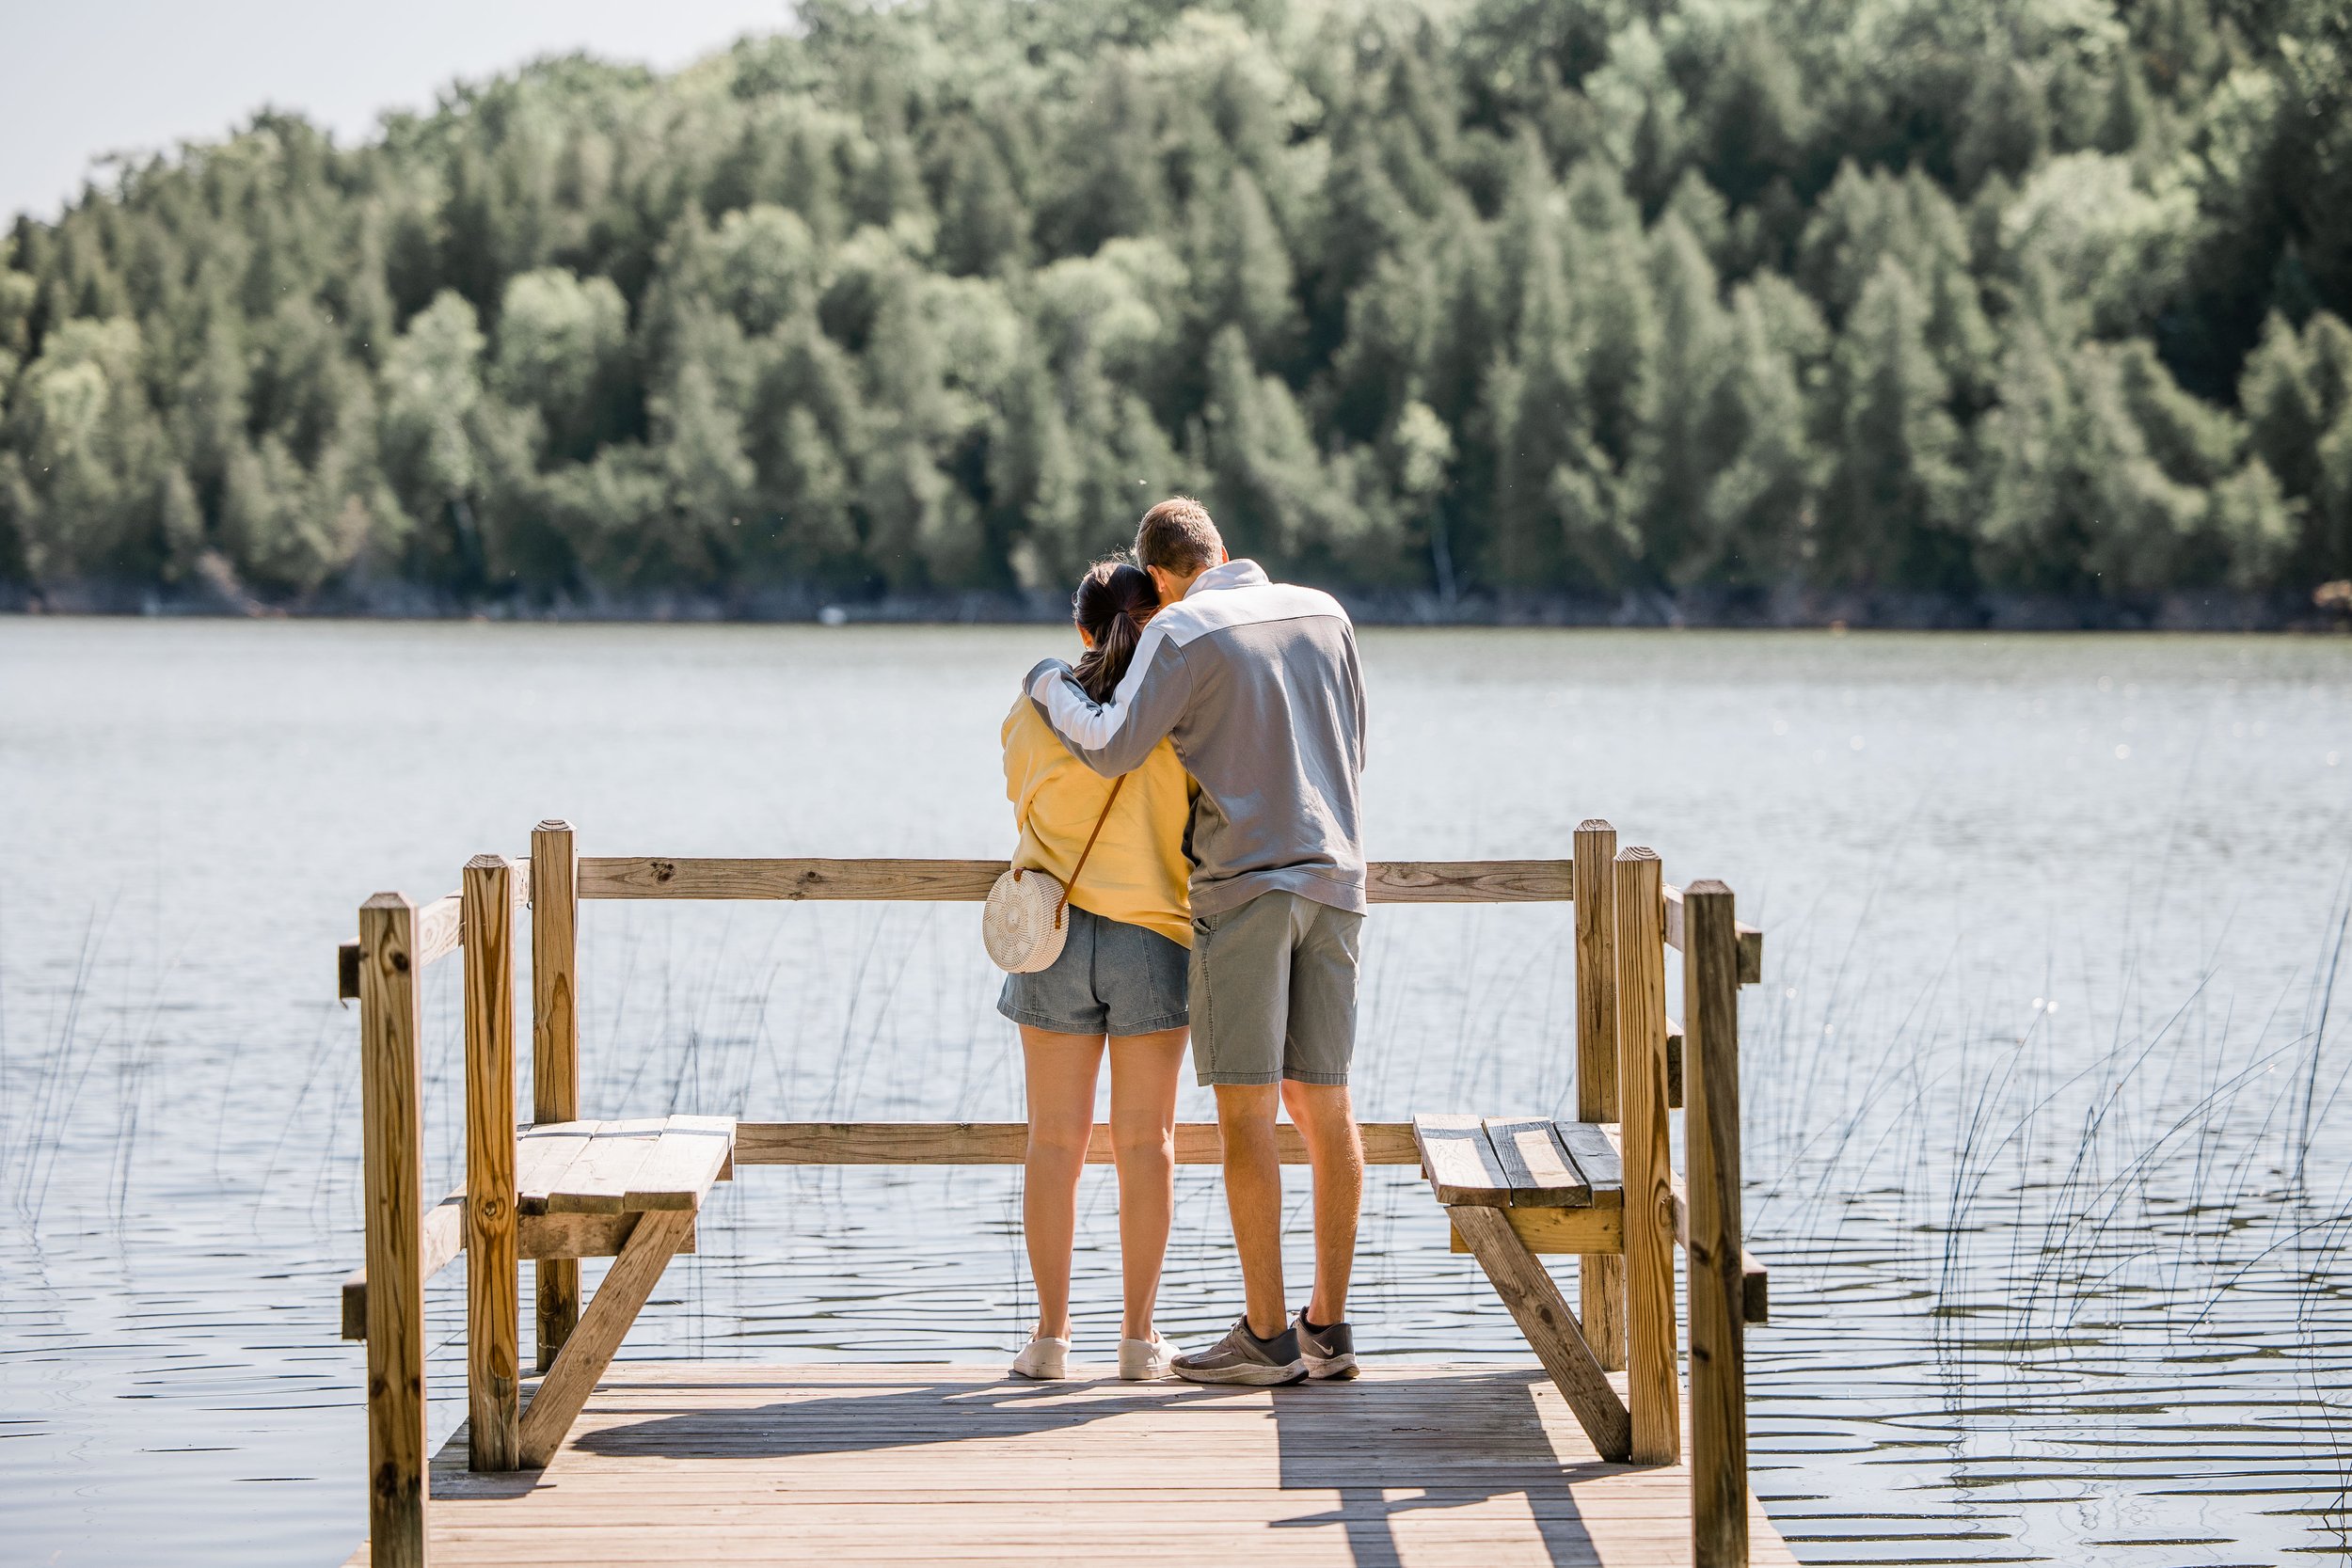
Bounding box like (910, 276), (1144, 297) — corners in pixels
(342, 1363), (1795, 1566)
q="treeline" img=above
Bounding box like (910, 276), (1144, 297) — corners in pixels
(4, 0), (2350, 617)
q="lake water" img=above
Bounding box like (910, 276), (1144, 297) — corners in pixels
(3, 617), (2348, 1567)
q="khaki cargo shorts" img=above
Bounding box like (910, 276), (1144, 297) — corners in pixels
(1188, 890), (1362, 1086)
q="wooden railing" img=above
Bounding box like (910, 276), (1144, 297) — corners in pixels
(343, 818), (1761, 1568)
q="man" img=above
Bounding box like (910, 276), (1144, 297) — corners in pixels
(1025, 497), (1367, 1386)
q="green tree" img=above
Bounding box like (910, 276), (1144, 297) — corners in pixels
(1700, 275), (1825, 585)
(1197, 167), (1300, 372)
(1693, 24), (1813, 209)
(713, 206), (824, 335)
(935, 130), (1027, 277)
(2241, 309), (2352, 578)
(1955, 59), (2052, 191)
(1625, 215), (1732, 582)
(1820, 258), (1968, 591)
(1486, 143), (1627, 588)
(378, 290), (510, 588)
(1197, 324), (1366, 571)
(4, 316), (172, 582)
(491, 267), (630, 462)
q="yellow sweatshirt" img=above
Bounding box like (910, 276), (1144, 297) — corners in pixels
(1002, 695), (1194, 948)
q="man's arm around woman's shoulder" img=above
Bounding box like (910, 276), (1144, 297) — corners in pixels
(1024, 629), (1196, 778)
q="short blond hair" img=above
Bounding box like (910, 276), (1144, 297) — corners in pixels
(1135, 497), (1223, 576)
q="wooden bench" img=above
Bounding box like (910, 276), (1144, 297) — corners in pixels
(507, 1116), (735, 1466)
(1406, 823), (1769, 1567)
(1416, 1113), (1634, 1459)
(516, 1115), (736, 1214)
(1414, 1112), (1769, 1465)
(341, 1114), (736, 1469)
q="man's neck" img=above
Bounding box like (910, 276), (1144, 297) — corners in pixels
(1151, 564), (1210, 602)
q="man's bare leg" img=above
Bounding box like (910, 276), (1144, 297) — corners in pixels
(1281, 1080), (1364, 1325)
(1214, 1082), (1288, 1338)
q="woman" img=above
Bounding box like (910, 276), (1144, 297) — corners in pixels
(998, 560), (1195, 1381)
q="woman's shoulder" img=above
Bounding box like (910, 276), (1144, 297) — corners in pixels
(1005, 698), (1089, 792)
(1005, 691), (1177, 782)
(1003, 690), (1049, 744)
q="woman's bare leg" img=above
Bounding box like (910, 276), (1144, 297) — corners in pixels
(1107, 1027), (1188, 1340)
(1022, 1025), (1105, 1340)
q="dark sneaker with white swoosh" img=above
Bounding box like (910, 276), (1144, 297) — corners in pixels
(1170, 1317), (1308, 1386)
(1295, 1312), (1358, 1380)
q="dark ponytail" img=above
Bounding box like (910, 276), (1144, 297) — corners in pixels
(1071, 560), (1160, 703)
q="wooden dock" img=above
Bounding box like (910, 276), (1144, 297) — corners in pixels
(336, 821), (1777, 1566)
(345, 1363), (1797, 1566)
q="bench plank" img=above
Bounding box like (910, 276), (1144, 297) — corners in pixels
(341, 1213), (698, 1342)
(1481, 1117), (1592, 1207)
(1413, 1114), (1514, 1206)
(1553, 1121), (1625, 1209)
(540, 1118), (668, 1215)
(521, 1210), (698, 1262)
(1448, 1205), (1622, 1255)
(516, 1122), (602, 1216)
(622, 1117), (737, 1212)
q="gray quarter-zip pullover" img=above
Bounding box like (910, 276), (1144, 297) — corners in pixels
(1025, 559), (1367, 918)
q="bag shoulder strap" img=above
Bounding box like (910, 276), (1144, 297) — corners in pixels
(1054, 775), (1126, 928)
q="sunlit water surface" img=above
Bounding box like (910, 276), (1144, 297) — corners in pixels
(3, 619), (2349, 1566)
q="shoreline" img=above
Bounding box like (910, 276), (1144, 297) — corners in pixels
(4, 579), (2344, 633)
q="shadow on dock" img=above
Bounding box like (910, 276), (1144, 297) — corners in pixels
(396, 1363), (1783, 1567)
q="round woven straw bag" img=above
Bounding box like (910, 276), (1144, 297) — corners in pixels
(983, 866), (1069, 973)
(985, 776), (1125, 973)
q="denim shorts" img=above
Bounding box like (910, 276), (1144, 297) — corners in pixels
(996, 904), (1190, 1037)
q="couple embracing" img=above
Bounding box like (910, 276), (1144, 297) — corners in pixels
(992, 498), (1368, 1386)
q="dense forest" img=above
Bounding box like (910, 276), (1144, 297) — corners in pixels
(4, 0), (2349, 621)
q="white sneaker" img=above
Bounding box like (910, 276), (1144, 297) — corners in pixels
(1011, 1336), (1071, 1380)
(1119, 1332), (1175, 1381)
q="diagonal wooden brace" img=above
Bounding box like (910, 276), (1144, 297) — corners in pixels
(1449, 1203), (1633, 1462)
(516, 1208), (691, 1468)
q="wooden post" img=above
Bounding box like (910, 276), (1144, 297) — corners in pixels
(1684, 879), (1748, 1567)
(1572, 818), (1626, 1371)
(530, 820), (580, 1372)
(1614, 847), (1679, 1465)
(463, 855), (520, 1470)
(358, 893), (428, 1568)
